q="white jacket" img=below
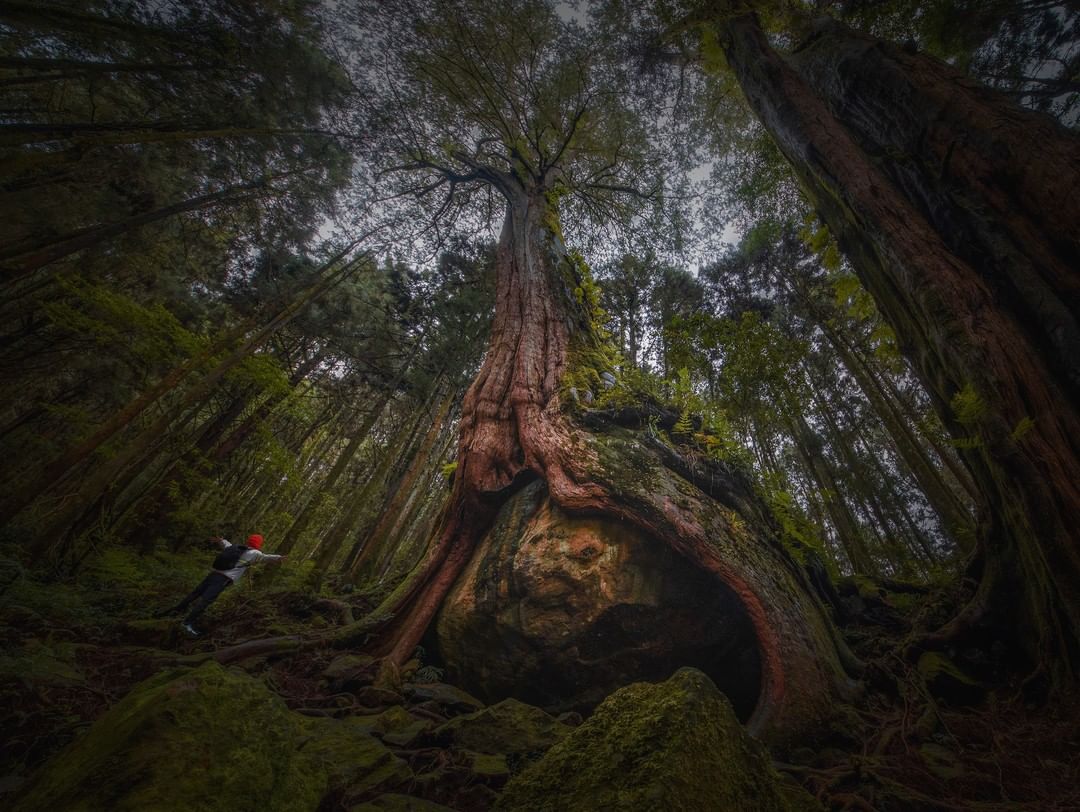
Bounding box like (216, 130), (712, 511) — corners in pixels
(213, 538), (282, 582)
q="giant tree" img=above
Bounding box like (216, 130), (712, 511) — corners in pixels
(346, 0), (856, 743)
(657, 3), (1080, 682)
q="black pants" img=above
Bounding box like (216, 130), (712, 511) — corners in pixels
(174, 572), (232, 624)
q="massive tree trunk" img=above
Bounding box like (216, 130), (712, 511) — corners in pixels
(717, 13), (1080, 682)
(358, 179), (855, 743)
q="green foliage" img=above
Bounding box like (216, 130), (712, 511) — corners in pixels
(950, 383), (987, 425)
(1010, 416), (1035, 442)
(695, 406), (755, 471)
(801, 220), (843, 272)
(758, 477), (831, 569)
(41, 276), (204, 370)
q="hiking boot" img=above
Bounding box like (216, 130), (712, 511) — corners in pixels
(181, 622), (200, 637)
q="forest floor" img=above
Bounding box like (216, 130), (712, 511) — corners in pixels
(1, 542), (1078, 811)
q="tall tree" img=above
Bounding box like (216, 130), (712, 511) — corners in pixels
(697, 8), (1080, 682)
(340, 0), (855, 744)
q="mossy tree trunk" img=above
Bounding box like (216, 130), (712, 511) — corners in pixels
(360, 173), (855, 743)
(717, 13), (1080, 682)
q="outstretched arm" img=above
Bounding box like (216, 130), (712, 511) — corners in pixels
(248, 550), (285, 564)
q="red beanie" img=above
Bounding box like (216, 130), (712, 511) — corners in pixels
(247, 534), (264, 549)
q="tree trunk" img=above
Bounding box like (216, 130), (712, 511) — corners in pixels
(718, 13), (1080, 681)
(0, 177), (283, 279)
(310, 395), (440, 584)
(348, 386), (456, 579)
(17, 252), (367, 556)
(351, 180), (854, 744)
(822, 322), (974, 549)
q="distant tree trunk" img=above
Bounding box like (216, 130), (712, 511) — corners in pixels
(15, 252), (367, 557)
(0, 179), (274, 278)
(718, 12), (1080, 682)
(122, 350), (327, 549)
(277, 346), (425, 556)
(822, 323), (975, 548)
(310, 392), (441, 585)
(787, 412), (872, 575)
(207, 349), (328, 465)
(373, 431), (456, 582)
(348, 385), (456, 579)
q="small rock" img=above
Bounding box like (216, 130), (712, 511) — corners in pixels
(355, 706), (434, 749)
(404, 682), (484, 714)
(355, 686), (406, 708)
(323, 654), (376, 683)
(350, 793), (456, 811)
(382, 724), (432, 749)
(458, 750), (510, 781)
(434, 698), (569, 756)
(555, 711), (582, 727)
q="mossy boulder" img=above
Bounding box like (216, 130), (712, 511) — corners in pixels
(15, 661), (409, 811)
(496, 667), (808, 812)
(356, 706), (434, 748)
(350, 794), (456, 811)
(432, 697), (570, 756)
(437, 482), (762, 718)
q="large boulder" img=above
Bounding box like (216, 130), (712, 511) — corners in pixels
(436, 482), (762, 717)
(15, 662), (410, 811)
(496, 667), (815, 811)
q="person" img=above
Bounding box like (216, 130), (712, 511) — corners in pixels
(166, 534), (286, 636)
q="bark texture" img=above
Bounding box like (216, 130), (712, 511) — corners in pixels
(718, 13), (1080, 679)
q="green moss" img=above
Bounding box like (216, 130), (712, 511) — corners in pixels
(460, 751), (510, 778)
(16, 662), (410, 811)
(0, 639), (84, 687)
(433, 698), (569, 757)
(586, 427), (661, 497)
(496, 668), (802, 811)
(916, 652), (978, 687)
(352, 793), (457, 811)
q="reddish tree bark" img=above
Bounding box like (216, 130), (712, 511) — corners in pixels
(355, 177), (854, 743)
(716, 13), (1080, 681)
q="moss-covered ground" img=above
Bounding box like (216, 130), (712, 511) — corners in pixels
(2, 531), (1078, 810)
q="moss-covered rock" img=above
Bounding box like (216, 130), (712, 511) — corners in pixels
(403, 681), (484, 714)
(432, 697), (570, 756)
(15, 662), (409, 811)
(496, 668), (809, 812)
(355, 706), (434, 748)
(323, 653), (376, 684)
(350, 794), (456, 811)
(437, 481), (763, 718)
